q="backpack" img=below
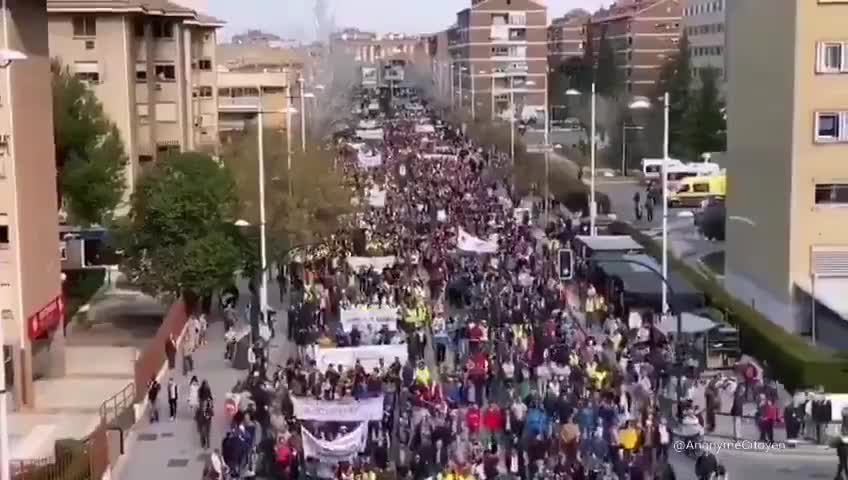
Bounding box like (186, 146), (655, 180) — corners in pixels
(275, 444), (292, 465)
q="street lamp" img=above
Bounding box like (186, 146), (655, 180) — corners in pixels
(0, 46), (26, 480)
(297, 77), (321, 153)
(621, 124), (644, 176)
(525, 79), (552, 227)
(566, 83), (597, 236)
(630, 92), (671, 313)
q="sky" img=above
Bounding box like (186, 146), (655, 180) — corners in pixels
(206, 0), (603, 42)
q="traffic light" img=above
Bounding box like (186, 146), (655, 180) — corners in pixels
(558, 249), (574, 280)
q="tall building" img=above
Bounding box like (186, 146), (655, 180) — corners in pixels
(682, 0), (726, 88)
(46, 0), (224, 199)
(330, 28), (430, 66)
(725, 0), (848, 347)
(215, 42), (299, 135)
(0, 0), (63, 408)
(588, 0), (682, 96)
(547, 9), (588, 61)
(448, 0), (548, 122)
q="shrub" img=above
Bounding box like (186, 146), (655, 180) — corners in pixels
(62, 269), (106, 325)
(608, 221), (848, 392)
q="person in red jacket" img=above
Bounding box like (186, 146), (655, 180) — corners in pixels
(759, 398), (779, 444)
(466, 404), (482, 434)
(482, 404), (504, 436)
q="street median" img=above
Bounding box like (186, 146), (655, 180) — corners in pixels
(607, 221), (848, 393)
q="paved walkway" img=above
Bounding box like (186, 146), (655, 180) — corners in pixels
(114, 280), (293, 480)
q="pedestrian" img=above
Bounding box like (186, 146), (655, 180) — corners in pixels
(836, 438), (848, 480)
(633, 191), (643, 220)
(167, 377), (178, 421)
(182, 330), (195, 375)
(165, 333), (177, 370)
(188, 376), (200, 413)
(645, 196), (654, 222)
(148, 377), (161, 423)
(730, 384), (745, 440)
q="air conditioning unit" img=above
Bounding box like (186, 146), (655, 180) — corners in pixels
(85, 40), (95, 50)
(154, 84), (162, 91)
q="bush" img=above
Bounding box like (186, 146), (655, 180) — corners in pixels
(608, 221), (848, 392)
(514, 153), (611, 216)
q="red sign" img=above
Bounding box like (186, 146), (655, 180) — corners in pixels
(27, 295), (64, 339)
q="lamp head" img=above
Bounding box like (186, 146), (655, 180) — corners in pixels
(565, 89), (581, 96)
(0, 48), (27, 68)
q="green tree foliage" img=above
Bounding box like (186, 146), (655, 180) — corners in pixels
(684, 67), (726, 156)
(595, 33), (620, 97)
(52, 62), (127, 225)
(222, 129), (355, 267)
(118, 151), (244, 297)
(650, 33), (692, 157)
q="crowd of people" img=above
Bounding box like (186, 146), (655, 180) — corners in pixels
(199, 89), (761, 480)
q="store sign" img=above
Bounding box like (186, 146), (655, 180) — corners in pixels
(27, 295), (64, 339)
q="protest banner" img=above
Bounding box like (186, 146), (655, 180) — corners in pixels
(339, 306), (399, 332)
(291, 395), (384, 422)
(301, 423), (368, 463)
(313, 344), (407, 371)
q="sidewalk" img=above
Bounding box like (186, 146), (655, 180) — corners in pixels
(114, 280), (292, 480)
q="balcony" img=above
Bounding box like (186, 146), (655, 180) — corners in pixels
(218, 96), (260, 112)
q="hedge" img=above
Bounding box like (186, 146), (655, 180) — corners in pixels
(607, 221), (848, 393)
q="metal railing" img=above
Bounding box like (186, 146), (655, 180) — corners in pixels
(99, 382), (135, 426)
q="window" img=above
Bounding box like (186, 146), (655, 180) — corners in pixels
(139, 155), (154, 164)
(154, 102), (178, 122)
(815, 184), (848, 205)
(136, 104), (149, 122)
(152, 20), (174, 39)
(193, 86), (213, 98)
(693, 182), (710, 193)
(154, 63), (176, 81)
(492, 46), (509, 57)
(508, 46), (526, 57)
(196, 58), (212, 71)
(0, 225), (8, 248)
(72, 61), (100, 83)
(72, 16), (96, 37)
(818, 42), (845, 73)
(815, 112), (841, 141)
(134, 19), (145, 37)
(135, 63), (147, 82)
(60, 244), (67, 260)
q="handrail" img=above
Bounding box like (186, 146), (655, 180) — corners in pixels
(99, 382), (135, 426)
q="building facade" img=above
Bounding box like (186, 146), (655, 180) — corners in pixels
(46, 0), (223, 200)
(682, 0), (726, 88)
(725, 0), (848, 347)
(448, 0), (548, 122)
(588, 0), (682, 96)
(0, 0), (64, 408)
(547, 10), (588, 61)
(330, 28), (430, 66)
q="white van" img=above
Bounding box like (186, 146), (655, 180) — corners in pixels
(641, 158), (683, 182)
(666, 162), (722, 190)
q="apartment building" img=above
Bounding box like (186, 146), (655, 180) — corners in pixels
(588, 0), (682, 96)
(547, 9), (588, 62)
(46, 0), (224, 199)
(428, 30), (452, 102)
(216, 43), (298, 134)
(448, 0), (548, 122)
(0, 0), (64, 408)
(330, 28), (430, 66)
(725, 0), (848, 347)
(682, 0), (726, 88)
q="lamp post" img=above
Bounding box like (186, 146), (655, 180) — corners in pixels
(629, 93), (671, 313)
(621, 124), (644, 177)
(566, 82), (597, 236)
(0, 46), (28, 480)
(525, 79), (550, 227)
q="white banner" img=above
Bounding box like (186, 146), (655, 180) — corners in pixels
(340, 306), (399, 332)
(355, 129), (384, 141)
(346, 256), (396, 271)
(302, 423), (368, 463)
(414, 124), (435, 133)
(358, 152), (383, 168)
(457, 227), (498, 254)
(367, 187), (387, 207)
(313, 344), (408, 371)
(421, 154), (457, 162)
(291, 396), (384, 422)
(358, 120), (378, 129)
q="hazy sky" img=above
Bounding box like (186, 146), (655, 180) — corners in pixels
(207, 0), (603, 41)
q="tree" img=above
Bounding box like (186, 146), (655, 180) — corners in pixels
(651, 33), (692, 157)
(222, 129), (355, 267)
(52, 62), (127, 225)
(595, 33), (620, 97)
(118, 152), (244, 297)
(684, 67), (726, 156)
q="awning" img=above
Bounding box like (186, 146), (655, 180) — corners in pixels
(796, 276), (848, 319)
(657, 312), (718, 335)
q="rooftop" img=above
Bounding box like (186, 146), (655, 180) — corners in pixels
(47, 0), (225, 26)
